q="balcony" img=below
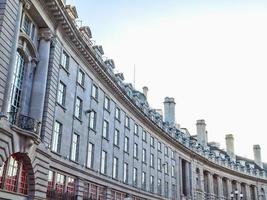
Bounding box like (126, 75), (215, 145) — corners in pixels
(9, 112), (41, 136)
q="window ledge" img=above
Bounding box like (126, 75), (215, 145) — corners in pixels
(76, 81), (85, 90)
(102, 136), (109, 141)
(91, 96), (98, 103)
(60, 64), (70, 76)
(73, 115), (83, 123)
(56, 102), (67, 112)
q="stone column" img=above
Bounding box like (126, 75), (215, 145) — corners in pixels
(236, 181), (241, 198)
(244, 184), (251, 200)
(217, 176), (224, 199)
(179, 158), (184, 197)
(29, 28), (52, 122)
(1, 0), (26, 115)
(208, 172), (214, 199)
(106, 187), (112, 200)
(20, 59), (37, 115)
(185, 161), (191, 197)
(227, 179), (232, 199)
(74, 178), (84, 200)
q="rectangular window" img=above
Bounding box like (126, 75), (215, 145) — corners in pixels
(104, 96), (110, 111)
(77, 69), (85, 86)
(114, 129), (119, 146)
(165, 181), (169, 197)
(102, 120), (109, 139)
(75, 97), (82, 119)
(57, 81), (66, 106)
(71, 133), (79, 161)
(31, 23), (35, 40)
(100, 151), (107, 174)
(171, 150), (175, 160)
(133, 143), (138, 158)
(89, 110), (96, 130)
(91, 84), (98, 99)
(22, 15), (31, 35)
(61, 51), (69, 70)
(158, 158), (162, 171)
(123, 163), (128, 183)
(87, 143), (94, 168)
(158, 141), (162, 151)
(142, 130), (147, 142)
(47, 170), (54, 198)
(164, 162), (169, 174)
(164, 146), (169, 156)
(112, 157), (118, 179)
(52, 121), (62, 153)
(66, 177), (75, 198)
(150, 136), (155, 147)
(133, 168), (137, 186)
(157, 178), (162, 195)
(115, 107), (120, 121)
(142, 172), (146, 190)
(142, 149), (146, 163)
(171, 165), (175, 177)
(150, 175), (154, 192)
(134, 124), (138, 135)
(124, 136), (129, 153)
(55, 173), (65, 197)
(125, 116), (130, 128)
(150, 154), (154, 168)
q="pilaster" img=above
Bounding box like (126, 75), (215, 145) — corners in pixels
(29, 28), (53, 122)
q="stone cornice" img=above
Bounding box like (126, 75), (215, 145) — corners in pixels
(43, 0), (267, 183)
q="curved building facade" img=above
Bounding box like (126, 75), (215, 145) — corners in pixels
(0, 0), (266, 199)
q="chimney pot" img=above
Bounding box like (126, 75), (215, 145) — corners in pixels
(142, 86), (148, 98)
(225, 134), (235, 159)
(253, 144), (263, 168)
(163, 97), (176, 125)
(196, 119), (207, 147)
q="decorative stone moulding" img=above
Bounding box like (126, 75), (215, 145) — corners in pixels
(47, 0), (267, 180)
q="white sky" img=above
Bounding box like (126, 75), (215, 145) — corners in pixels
(68, 0), (267, 162)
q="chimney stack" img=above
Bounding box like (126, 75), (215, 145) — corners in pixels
(196, 119), (207, 147)
(163, 97), (176, 126)
(143, 86), (148, 99)
(253, 144), (263, 168)
(225, 134), (235, 159)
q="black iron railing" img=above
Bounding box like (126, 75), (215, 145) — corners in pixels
(9, 112), (41, 135)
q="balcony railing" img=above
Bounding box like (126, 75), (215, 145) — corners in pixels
(9, 112), (41, 135)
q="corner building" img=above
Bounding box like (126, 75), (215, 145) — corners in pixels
(0, 0), (266, 199)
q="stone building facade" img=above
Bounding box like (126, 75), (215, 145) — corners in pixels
(0, 0), (266, 199)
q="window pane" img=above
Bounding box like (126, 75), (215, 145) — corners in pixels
(92, 84), (98, 99)
(112, 157), (118, 179)
(101, 151), (107, 174)
(87, 143), (94, 168)
(89, 111), (96, 129)
(114, 129), (119, 146)
(102, 120), (109, 138)
(77, 69), (84, 86)
(71, 133), (79, 161)
(52, 121), (62, 153)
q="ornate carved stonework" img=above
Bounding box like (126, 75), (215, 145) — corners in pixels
(22, 0), (32, 10)
(39, 28), (53, 41)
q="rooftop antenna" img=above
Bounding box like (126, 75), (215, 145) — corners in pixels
(133, 64), (136, 88)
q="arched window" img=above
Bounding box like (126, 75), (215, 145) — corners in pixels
(10, 52), (25, 113)
(0, 154), (29, 195)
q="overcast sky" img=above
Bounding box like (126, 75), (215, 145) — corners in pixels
(67, 0), (267, 162)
